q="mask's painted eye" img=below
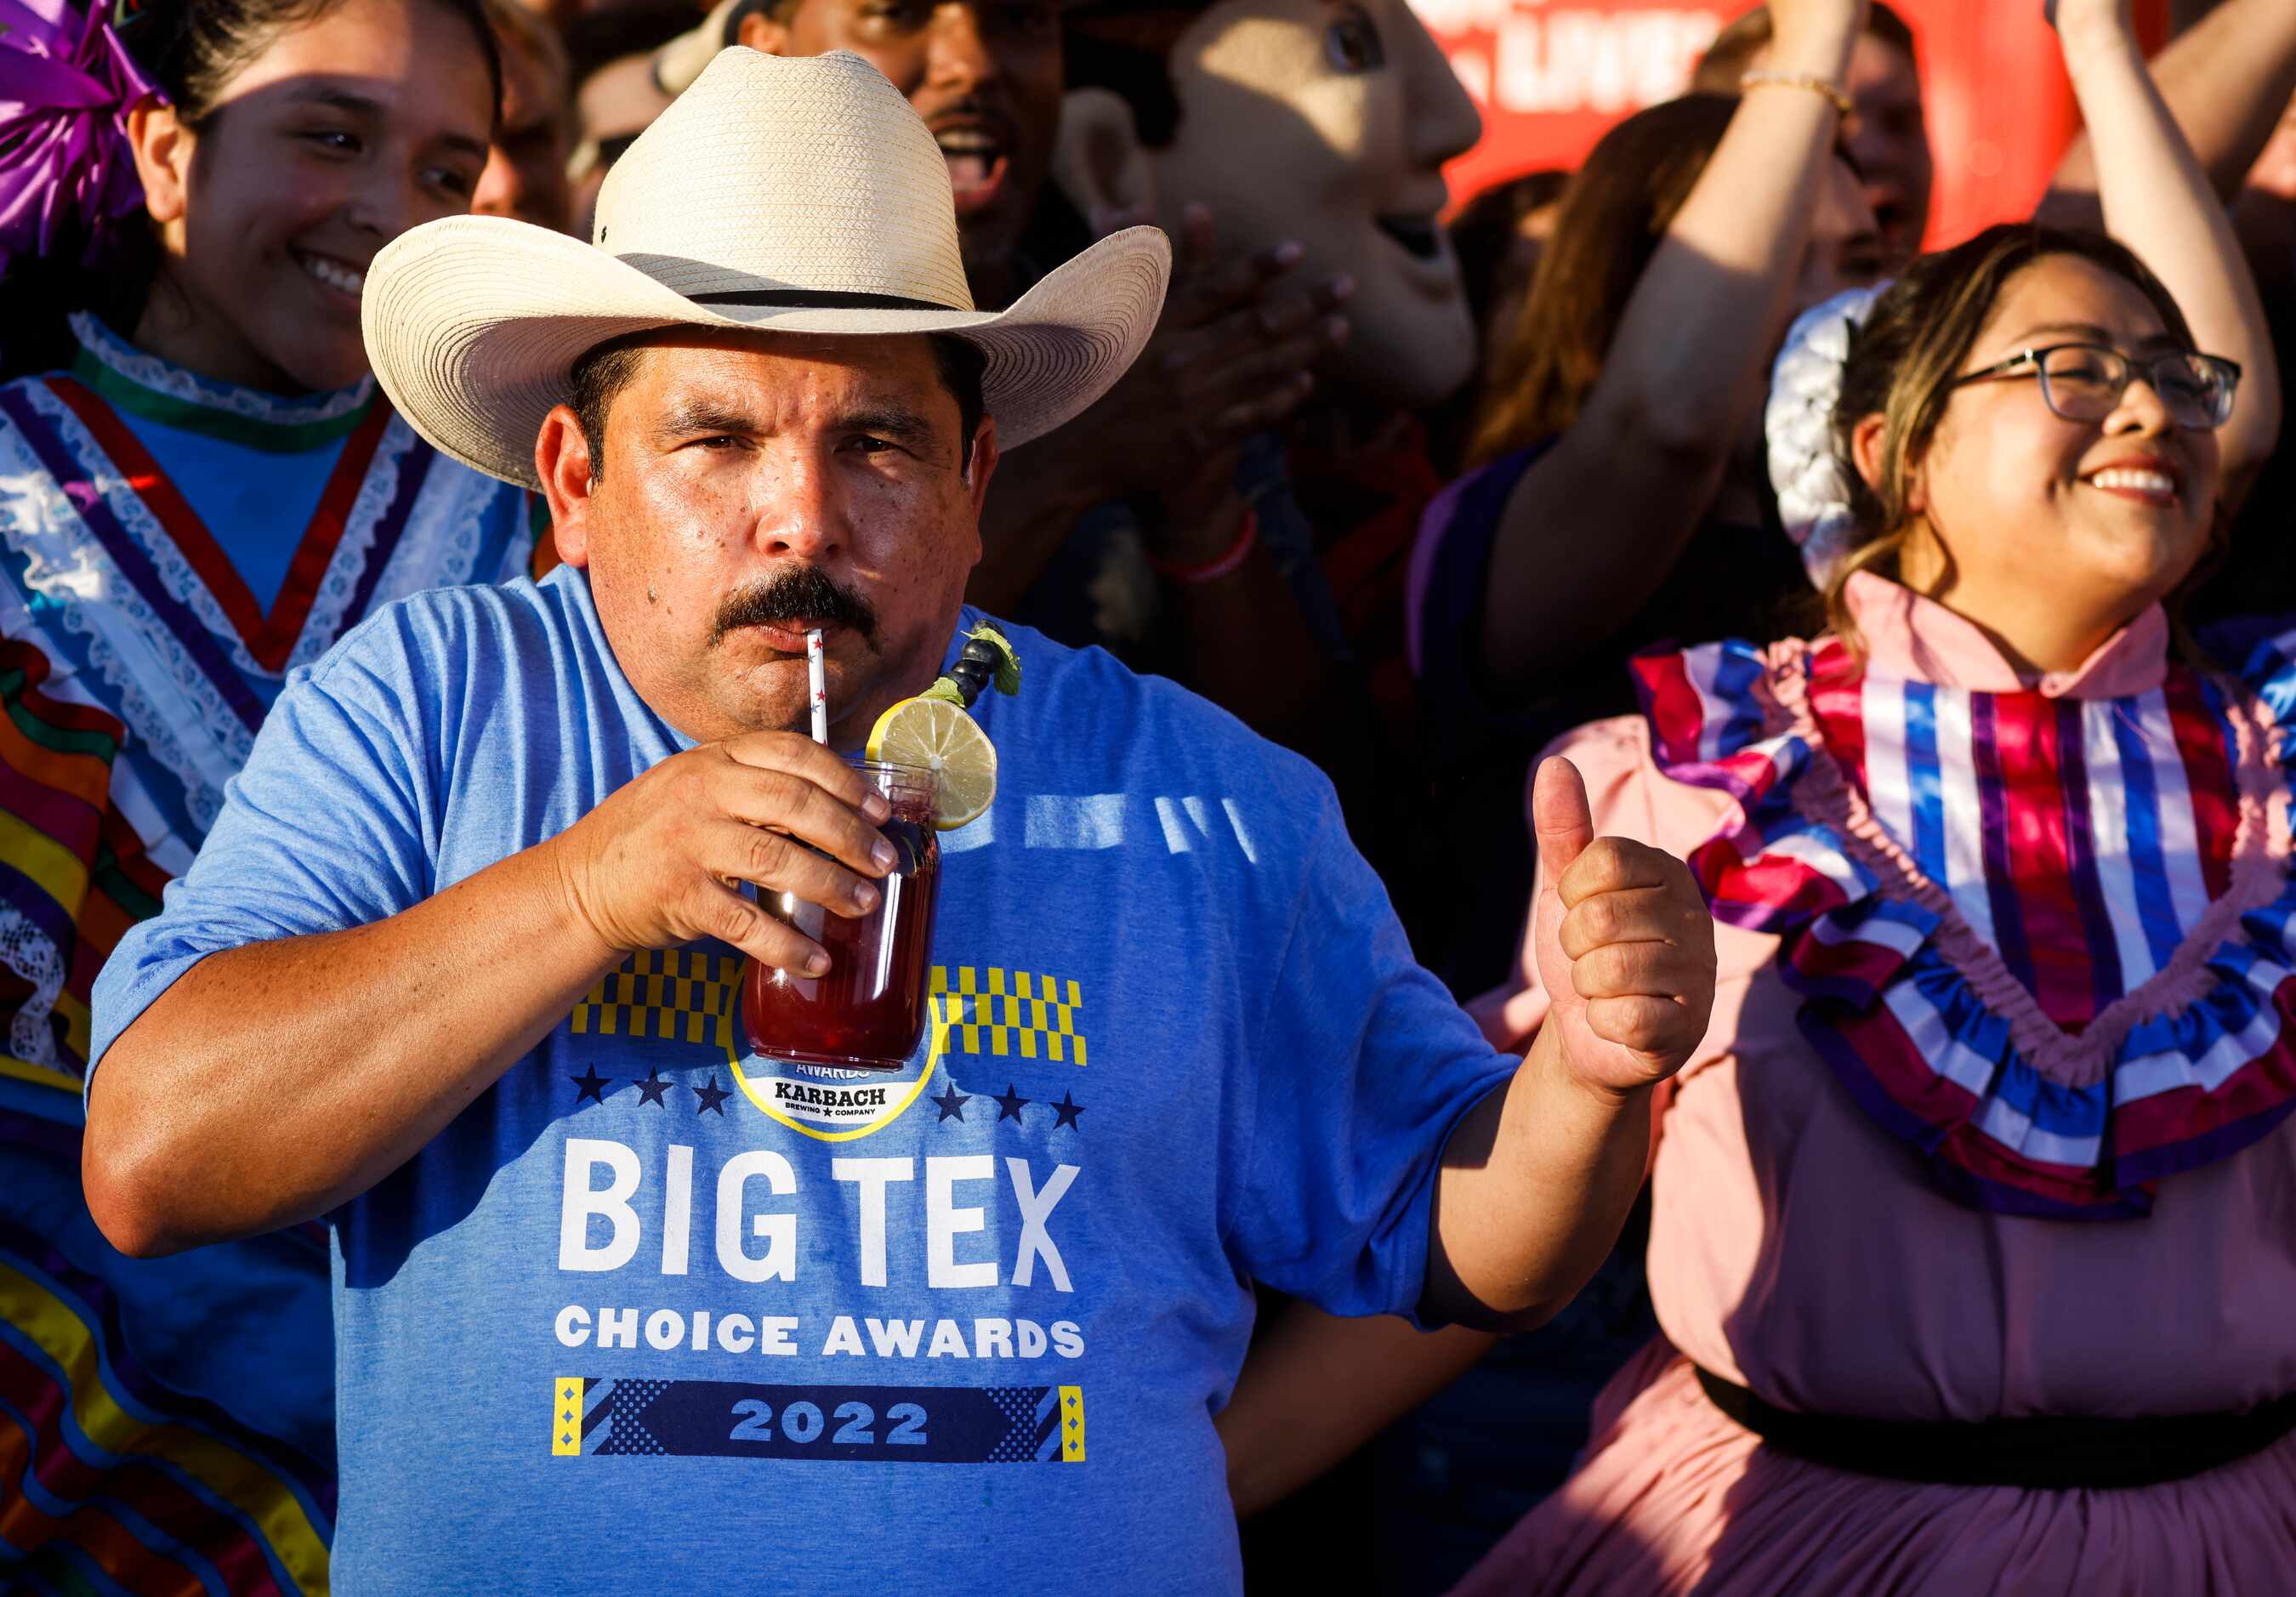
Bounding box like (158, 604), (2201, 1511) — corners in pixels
(1325, 3), (1385, 71)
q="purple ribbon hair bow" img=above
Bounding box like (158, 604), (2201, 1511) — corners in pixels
(0, 0), (159, 273)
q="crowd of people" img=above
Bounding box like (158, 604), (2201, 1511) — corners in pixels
(5, 0), (2296, 1588)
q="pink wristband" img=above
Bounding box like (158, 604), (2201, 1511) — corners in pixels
(1147, 507), (1259, 585)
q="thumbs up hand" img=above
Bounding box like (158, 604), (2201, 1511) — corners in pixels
(1530, 757), (1718, 1099)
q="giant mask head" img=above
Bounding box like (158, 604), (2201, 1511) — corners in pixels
(1059, 0), (1482, 410)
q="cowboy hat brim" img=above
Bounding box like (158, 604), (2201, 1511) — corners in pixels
(362, 214), (1171, 490)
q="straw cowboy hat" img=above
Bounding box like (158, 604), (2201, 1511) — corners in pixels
(361, 48), (1171, 489)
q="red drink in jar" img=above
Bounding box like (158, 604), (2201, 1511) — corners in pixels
(742, 759), (941, 1071)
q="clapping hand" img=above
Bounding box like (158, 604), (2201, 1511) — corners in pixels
(1077, 203), (1350, 511)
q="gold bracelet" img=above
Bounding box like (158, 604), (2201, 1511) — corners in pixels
(1740, 71), (1852, 117)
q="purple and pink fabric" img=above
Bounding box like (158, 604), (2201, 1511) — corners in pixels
(0, 0), (155, 272)
(1453, 572), (2296, 1594)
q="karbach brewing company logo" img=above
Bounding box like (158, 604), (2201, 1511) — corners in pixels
(568, 954), (1088, 1142)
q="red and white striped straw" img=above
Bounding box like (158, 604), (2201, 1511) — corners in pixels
(806, 628), (828, 745)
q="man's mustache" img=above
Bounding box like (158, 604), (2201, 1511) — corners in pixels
(709, 566), (878, 649)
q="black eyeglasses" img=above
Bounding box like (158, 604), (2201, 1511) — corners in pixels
(1953, 343), (2242, 430)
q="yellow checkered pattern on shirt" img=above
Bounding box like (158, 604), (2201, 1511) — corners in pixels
(571, 949), (737, 1048)
(931, 966), (1086, 1064)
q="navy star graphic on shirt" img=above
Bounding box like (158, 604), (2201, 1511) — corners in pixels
(993, 1083), (1030, 1123)
(571, 1065), (611, 1105)
(1050, 1090), (1085, 1131)
(693, 1076), (732, 1116)
(634, 1070), (672, 1106)
(933, 1084), (972, 1123)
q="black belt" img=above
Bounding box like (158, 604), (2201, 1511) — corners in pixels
(1695, 1366), (2296, 1490)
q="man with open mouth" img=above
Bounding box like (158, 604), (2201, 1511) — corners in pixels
(656, 0), (1062, 311)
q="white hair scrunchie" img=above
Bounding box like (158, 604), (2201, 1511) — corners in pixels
(1765, 283), (1887, 588)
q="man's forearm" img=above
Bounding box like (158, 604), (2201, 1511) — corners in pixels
(1423, 1024), (1653, 1333)
(85, 836), (620, 1255)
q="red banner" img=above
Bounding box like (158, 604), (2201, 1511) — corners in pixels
(1418, 0), (2169, 250)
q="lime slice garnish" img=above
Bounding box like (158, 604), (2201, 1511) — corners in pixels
(865, 696), (997, 830)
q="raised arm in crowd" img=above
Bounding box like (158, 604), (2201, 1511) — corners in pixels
(2045, 0), (2296, 227)
(1469, 0), (1876, 701)
(2049, 0), (2281, 503)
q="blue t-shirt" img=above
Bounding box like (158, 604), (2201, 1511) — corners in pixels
(92, 564), (1515, 1595)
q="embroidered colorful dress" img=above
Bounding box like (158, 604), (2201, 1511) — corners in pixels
(1456, 573), (2296, 1594)
(0, 313), (547, 1594)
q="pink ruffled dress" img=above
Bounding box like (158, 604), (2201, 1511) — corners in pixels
(1453, 574), (2296, 1594)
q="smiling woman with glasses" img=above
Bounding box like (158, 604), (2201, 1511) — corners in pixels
(1447, 0), (2296, 1592)
(1821, 222), (2263, 658)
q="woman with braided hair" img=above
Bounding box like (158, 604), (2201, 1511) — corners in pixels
(0, 0), (543, 1585)
(1451, 1), (2293, 1589)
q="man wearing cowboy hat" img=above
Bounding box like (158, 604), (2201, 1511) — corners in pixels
(655, 0), (1355, 740)
(82, 50), (1715, 1592)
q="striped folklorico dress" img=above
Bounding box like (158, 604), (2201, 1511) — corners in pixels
(1457, 571), (2296, 1594)
(1635, 596), (2296, 1219)
(0, 313), (549, 1594)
